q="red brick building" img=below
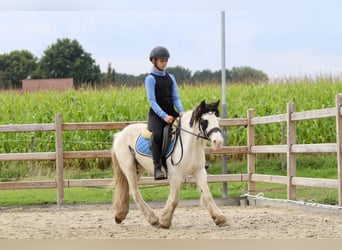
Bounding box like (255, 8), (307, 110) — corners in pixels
(22, 78), (74, 91)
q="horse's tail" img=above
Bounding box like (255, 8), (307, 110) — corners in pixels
(111, 134), (130, 224)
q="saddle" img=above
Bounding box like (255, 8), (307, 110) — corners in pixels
(135, 121), (178, 158)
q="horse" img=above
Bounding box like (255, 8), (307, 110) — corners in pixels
(111, 100), (227, 228)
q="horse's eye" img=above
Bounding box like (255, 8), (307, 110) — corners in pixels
(201, 119), (208, 131)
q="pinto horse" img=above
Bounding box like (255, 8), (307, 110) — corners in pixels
(111, 100), (227, 228)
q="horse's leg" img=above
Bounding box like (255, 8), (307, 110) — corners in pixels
(159, 177), (182, 229)
(195, 169), (227, 227)
(112, 151), (130, 224)
(125, 169), (160, 226)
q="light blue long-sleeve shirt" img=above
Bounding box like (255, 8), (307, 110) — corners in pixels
(145, 69), (184, 120)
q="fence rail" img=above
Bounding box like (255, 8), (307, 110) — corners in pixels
(1, 94), (342, 206)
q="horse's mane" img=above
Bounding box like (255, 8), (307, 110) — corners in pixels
(189, 100), (220, 127)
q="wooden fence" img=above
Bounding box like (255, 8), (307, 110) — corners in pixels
(1, 94), (342, 206)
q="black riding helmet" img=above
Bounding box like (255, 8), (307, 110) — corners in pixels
(149, 46), (170, 62)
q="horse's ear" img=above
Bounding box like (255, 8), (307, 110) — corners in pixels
(190, 100), (207, 127)
(198, 100), (207, 114)
(205, 100), (220, 116)
(214, 100), (220, 108)
(213, 100), (220, 116)
(208, 100), (220, 109)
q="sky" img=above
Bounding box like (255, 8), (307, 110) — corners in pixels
(0, 0), (342, 79)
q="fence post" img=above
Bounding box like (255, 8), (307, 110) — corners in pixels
(29, 136), (35, 176)
(335, 94), (342, 206)
(55, 113), (64, 205)
(247, 109), (256, 195)
(287, 102), (296, 200)
(281, 123), (286, 170)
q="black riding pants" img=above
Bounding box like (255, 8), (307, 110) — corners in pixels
(148, 109), (166, 146)
(148, 105), (179, 145)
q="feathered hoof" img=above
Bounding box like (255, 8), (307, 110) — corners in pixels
(115, 216), (123, 224)
(214, 215), (228, 227)
(150, 218), (160, 227)
(149, 215), (160, 228)
(160, 224), (171, 229)
(159, 220), (172, 229)
(151, 221), (160, 228)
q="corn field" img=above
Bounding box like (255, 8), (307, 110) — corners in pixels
(1, 80), (342, 165)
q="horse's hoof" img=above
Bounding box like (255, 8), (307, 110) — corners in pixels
(151, 218), (160, 227)
(115, 216), (123, 224)
(214, 216), (228, 227)
(151, 222), (160, 228)
(217, 221), (228, 227)
(159, 221), (171, 229)
(160, 224), (171, 229)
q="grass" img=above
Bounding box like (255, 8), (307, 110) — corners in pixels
(0, 183), (239, 207)
(0, 155), (339, 206)
(0, 188), (112, 206)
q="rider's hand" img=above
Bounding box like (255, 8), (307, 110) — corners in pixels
(164, 115), (174, 124)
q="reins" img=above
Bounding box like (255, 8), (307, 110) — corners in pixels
(174, 117), (222, 141)
(170, 115), (222, 166)
(176, 126), (210, 140)
(170, 119), (183, 165)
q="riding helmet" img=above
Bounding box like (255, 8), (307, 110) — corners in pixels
(149, 46), (170, 62)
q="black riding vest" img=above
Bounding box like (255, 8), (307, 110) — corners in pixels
(150, 73), (177, 116)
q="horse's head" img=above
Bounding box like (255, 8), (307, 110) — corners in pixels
(189, 100), (223, 149)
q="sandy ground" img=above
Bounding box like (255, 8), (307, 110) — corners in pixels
(1, 201), (342, 239)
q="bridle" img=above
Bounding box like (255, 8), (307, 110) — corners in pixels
(175, 118), (221, 141)
(199, 118), (222, 140)
(170, 113), (222, 165)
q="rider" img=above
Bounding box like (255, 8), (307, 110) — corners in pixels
(145, 46), (185, 180)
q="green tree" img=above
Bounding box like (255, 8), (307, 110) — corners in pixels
(192, 69), (220, 83)
(104, 63), (116, 84)
(190, 67), (268, 84)
(39, 38), (101, 87)
(166, 66), (192, 83)
(230, 66), (268, 84)
(0, 50), (38, 89)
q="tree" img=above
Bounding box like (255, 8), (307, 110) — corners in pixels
(230, 66), (268, 84)
(190, 67), (268, 84)
(192, 69), (219, 83)
(0, 50), (38, 89)
(39, 38), (101, 87)
(166, 66), (192, 83)
(104, 63), (116, 84)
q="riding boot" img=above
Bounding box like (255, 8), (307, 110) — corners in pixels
(151, 142), (167, 180)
